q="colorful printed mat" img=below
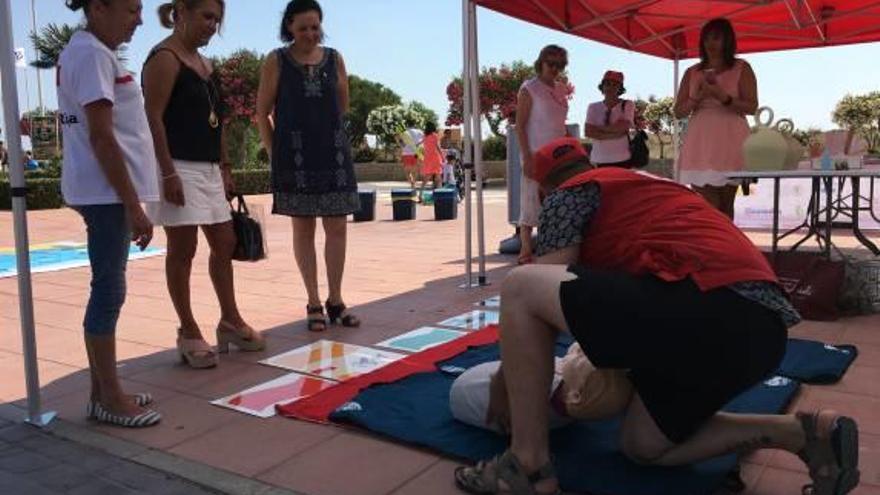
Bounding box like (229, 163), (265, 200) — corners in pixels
(0, 241), (164, 279)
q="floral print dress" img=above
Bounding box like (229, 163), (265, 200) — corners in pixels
(271, 46), (359, 216)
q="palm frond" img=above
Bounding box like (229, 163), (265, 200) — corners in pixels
(29, 23), (80, 68)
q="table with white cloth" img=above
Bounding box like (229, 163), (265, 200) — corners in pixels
(727, 169), (880, 257)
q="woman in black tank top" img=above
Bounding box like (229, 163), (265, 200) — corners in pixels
(143, 0), (265, 371)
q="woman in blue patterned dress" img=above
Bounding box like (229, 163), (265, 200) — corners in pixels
(256, 0), (360, 332)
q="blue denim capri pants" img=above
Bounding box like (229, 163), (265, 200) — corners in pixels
(72, 204), (131, 336)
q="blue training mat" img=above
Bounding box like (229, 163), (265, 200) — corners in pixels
(777, 339), (858, 384)
(331, 338), (805, 495)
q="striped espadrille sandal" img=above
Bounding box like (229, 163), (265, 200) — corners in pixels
(87, 392), (153, 419)
(92, 403), (161, 428)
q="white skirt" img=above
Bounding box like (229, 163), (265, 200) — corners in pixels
(146, 159), (231, 227)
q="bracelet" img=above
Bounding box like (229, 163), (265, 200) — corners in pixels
(162, 172), (178, 180)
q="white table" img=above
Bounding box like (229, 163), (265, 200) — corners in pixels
(727, 169), (880, 256)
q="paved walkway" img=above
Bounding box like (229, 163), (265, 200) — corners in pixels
(0, 407), (227, 494)
(1, 183), (879, 494)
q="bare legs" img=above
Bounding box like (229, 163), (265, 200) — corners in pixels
(85, 335), (144, 415)
(165, 226), (200, 338)
(203, 221), (248, 327)
(517, 224), (534, 263)
(291, 216), (350, 308)
(165, 222), (251, 351)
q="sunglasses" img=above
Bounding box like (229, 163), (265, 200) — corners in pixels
(544, 59), (567, 70)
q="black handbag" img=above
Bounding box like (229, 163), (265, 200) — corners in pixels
(230, 194), (266, 262)
(604, 101), (650, 168)
(628, 129), (650, 168)
(625, 102), (650, 168)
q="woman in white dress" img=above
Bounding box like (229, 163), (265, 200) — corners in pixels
(513, 45), (569, 264)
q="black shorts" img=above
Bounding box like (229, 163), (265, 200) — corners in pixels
(559, 265), (788, 443)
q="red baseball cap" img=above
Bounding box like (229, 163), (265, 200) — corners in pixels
(533, 137), (591, 186)
(602, 70), (624, 85)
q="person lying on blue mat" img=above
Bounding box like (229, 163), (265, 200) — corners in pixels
(450, 341), (633, 432)
(453, 136), (860, 495)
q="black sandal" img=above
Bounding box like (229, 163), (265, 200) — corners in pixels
(454, 450), (560, 495)
(796, 410), (860, 495)
(326, 301), (360, 327)
(306, 304), (326, 332)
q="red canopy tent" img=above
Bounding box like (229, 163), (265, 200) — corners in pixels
(472, 0), (880, 59)
(457, 1), (880, 288)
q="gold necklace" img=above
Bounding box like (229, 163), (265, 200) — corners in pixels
(174, 36), (219, 129)
(195, 54), (219, 129)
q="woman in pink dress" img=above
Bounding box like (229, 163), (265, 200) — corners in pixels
(674, 18), (758, 219)
(419, 121), (443, 199)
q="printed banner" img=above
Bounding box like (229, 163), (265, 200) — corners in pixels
(474, 295), (500, 308)
(437, 310), (500, 330)
(260, 340), (404, 381)
(212, 373), (335, 418)
(377, 327), (465, 353)
(0, 241), (163, 278)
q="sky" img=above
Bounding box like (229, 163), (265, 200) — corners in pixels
(2, 0), (879, 142)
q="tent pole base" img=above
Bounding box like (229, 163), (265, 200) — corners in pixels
(459, 278), (491, 289)
(25, 411), (57, 429)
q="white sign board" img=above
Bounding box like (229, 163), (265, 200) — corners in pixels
(14, 47), (26, 68)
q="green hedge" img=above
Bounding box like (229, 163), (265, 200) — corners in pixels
(0, 169), (272, 211)
(231, 168), (271, 195)
(0, 178), (64, 210)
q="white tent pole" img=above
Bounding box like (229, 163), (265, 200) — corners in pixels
(461, 0), (474, 288)
(469, 1), (487, 286)
(29, 0), (42, 113)
(0, 0), (54, 427)
(672, 56), (680, 182)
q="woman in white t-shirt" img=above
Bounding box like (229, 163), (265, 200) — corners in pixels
(584, 70), (635, 167)
(513, 45), (569, 264)
(58, 0), (161, 428)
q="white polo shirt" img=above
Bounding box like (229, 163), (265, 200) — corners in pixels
(57, 30), (159, 206)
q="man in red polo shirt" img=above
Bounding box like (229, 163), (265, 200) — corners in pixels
(454, 137), (859, 495)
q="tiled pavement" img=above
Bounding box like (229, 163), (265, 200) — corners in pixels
(1, 182), (879, 494)
(0, 409), (224, 494)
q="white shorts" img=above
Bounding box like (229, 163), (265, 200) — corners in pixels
(449, 360), (571, 433)
(146, 159), (231, 227)
(518, 176), (541, 227)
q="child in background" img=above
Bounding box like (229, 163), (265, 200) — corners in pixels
(398, 127), (424, 191)
(442, 149), (457, 187)
(419, 122), (443, 202)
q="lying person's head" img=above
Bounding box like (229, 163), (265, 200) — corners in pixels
(558, 342), (633, 420)
(533, 137), (594, 195)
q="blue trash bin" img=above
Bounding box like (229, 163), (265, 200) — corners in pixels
(433, 188), (458, 221)
(353, 189), (376, 222)
(391, 189), (416, 221)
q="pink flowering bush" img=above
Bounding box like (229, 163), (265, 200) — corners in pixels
(446, 61), (574, 137)
(212, 50), (263, 166)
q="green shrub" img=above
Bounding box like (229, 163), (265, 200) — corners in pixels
(24, 158), (62, 179)
(353, 146), (376, 163)
(482, 135), (507, 161)
(231, 168), (271, 195)
(0, 178), (64, 210)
